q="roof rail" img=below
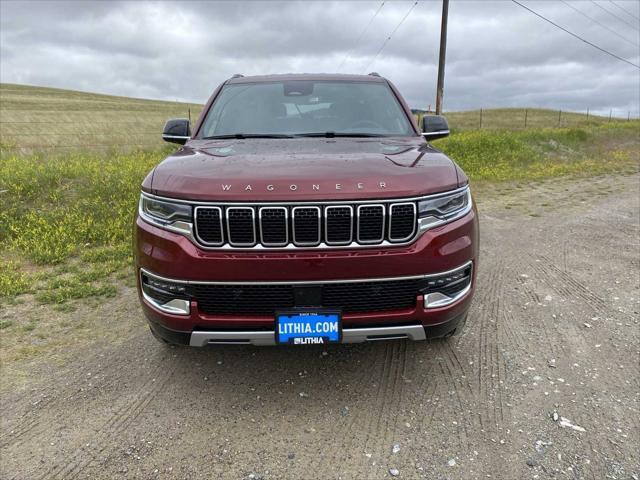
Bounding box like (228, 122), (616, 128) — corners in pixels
(231, 73), (244, 79)
(368, 72), (381, 77)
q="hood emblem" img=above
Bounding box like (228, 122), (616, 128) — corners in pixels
(221, 181), (387, 192)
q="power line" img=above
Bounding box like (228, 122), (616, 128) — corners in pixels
(609, 0), (640, 21)
(338, 1), (386, 71)
(559, 0), (639, 47)
(363, 1), (419, 73)
(589, 0), (639, 31)
(511, 0), (640, 69)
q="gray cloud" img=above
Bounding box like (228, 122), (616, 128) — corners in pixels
(1, 0), (639, 116)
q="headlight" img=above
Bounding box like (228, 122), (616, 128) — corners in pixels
(417, 186), (472, 232)
(139, 194), (193, 235)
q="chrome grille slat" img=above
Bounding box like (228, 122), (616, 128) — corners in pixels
(193, 199), (418, 249)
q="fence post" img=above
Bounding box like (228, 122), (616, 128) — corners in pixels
(524, 109), (528, 128)
(479, 108), (483, 129)
(609, 109), (612, 122)
(629, 111), (631, 121)
(586, 108), (589, 121)
(558, 109), (561, 126)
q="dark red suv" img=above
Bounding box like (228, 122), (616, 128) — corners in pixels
(134, 73), (478, 346)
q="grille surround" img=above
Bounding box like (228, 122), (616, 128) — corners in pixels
(259, 206), (288, 247)
(388, 203), (417, 242)
(292, 206), (322, 246)
(194, 206), (224, 246)
(226, 207), (256, 247)
(325, 205), (353, 246)
(356, 204), (385, 244)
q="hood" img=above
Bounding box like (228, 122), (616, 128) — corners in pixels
(147, 137), (461, 202)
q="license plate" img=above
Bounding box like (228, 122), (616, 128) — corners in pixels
(275, 310), (342, 345)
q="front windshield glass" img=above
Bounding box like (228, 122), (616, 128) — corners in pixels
(199, 81), (414, 138)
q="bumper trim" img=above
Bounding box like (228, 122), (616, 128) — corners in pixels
(139, 261), (473, 286)
(424, 283), (471, 308)
(188, 324), (427, 346)
(141, 288), (190, 315)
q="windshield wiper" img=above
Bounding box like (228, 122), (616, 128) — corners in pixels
(294, 132), (388, 138)
(202, 133), (295, 139)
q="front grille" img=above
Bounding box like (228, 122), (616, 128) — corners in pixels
(322, 279), (420, 313)
(193, 279), (420, 316)
(194, 200), (418, 249)
(193, 284), (295, 315)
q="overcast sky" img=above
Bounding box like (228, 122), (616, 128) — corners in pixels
(1, 0), (639, 115)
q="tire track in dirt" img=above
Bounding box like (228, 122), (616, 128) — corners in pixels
(516, 274), (541, 305)
(510, 254), (568, 358)
(369, 342), (406, 445)
(537, 255), (607, 309)
(523, 254), (608, 353)
(0, 349), (128, 451)
(32, 361), (177, 480)
(435, 345), (473, 451)
(0, 416), (41, 450)
(415, 345), (444, 431)
(499, 306), (527, 355)
(354, 341), (410, 477)
(309, 344), (388, 474)
(535, 255), (636, 323)
(472, 254), (509, 434)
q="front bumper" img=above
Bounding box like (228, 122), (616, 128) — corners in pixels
(135, 207), (478, 344)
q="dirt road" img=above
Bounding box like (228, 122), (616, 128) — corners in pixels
(2, 173), (639, 480)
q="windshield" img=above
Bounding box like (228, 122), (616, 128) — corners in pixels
(199, 81), (414, 138)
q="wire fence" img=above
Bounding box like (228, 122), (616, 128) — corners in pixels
(415, 107), (640, 131)
(1, 107), (638, 152)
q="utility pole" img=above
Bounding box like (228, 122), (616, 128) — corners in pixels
(435, 0), (449, 115)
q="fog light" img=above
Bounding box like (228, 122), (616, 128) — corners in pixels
(140, 270), (190, 315)
(421, 262), (472, 308)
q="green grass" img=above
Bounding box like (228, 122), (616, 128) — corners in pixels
(433, 123), (639, 181)
(0, 84), (638, 309)
(0, 148), (168, 306)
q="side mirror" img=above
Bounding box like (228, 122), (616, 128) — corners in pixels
(421, 115), (449, 141)
(162, 119), (191, 145)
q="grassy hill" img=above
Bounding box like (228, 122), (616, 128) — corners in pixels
(1, 83), (633, 150)
(0, 83), (203, 150)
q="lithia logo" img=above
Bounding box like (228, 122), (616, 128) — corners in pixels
(220, 181), (387, 192)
